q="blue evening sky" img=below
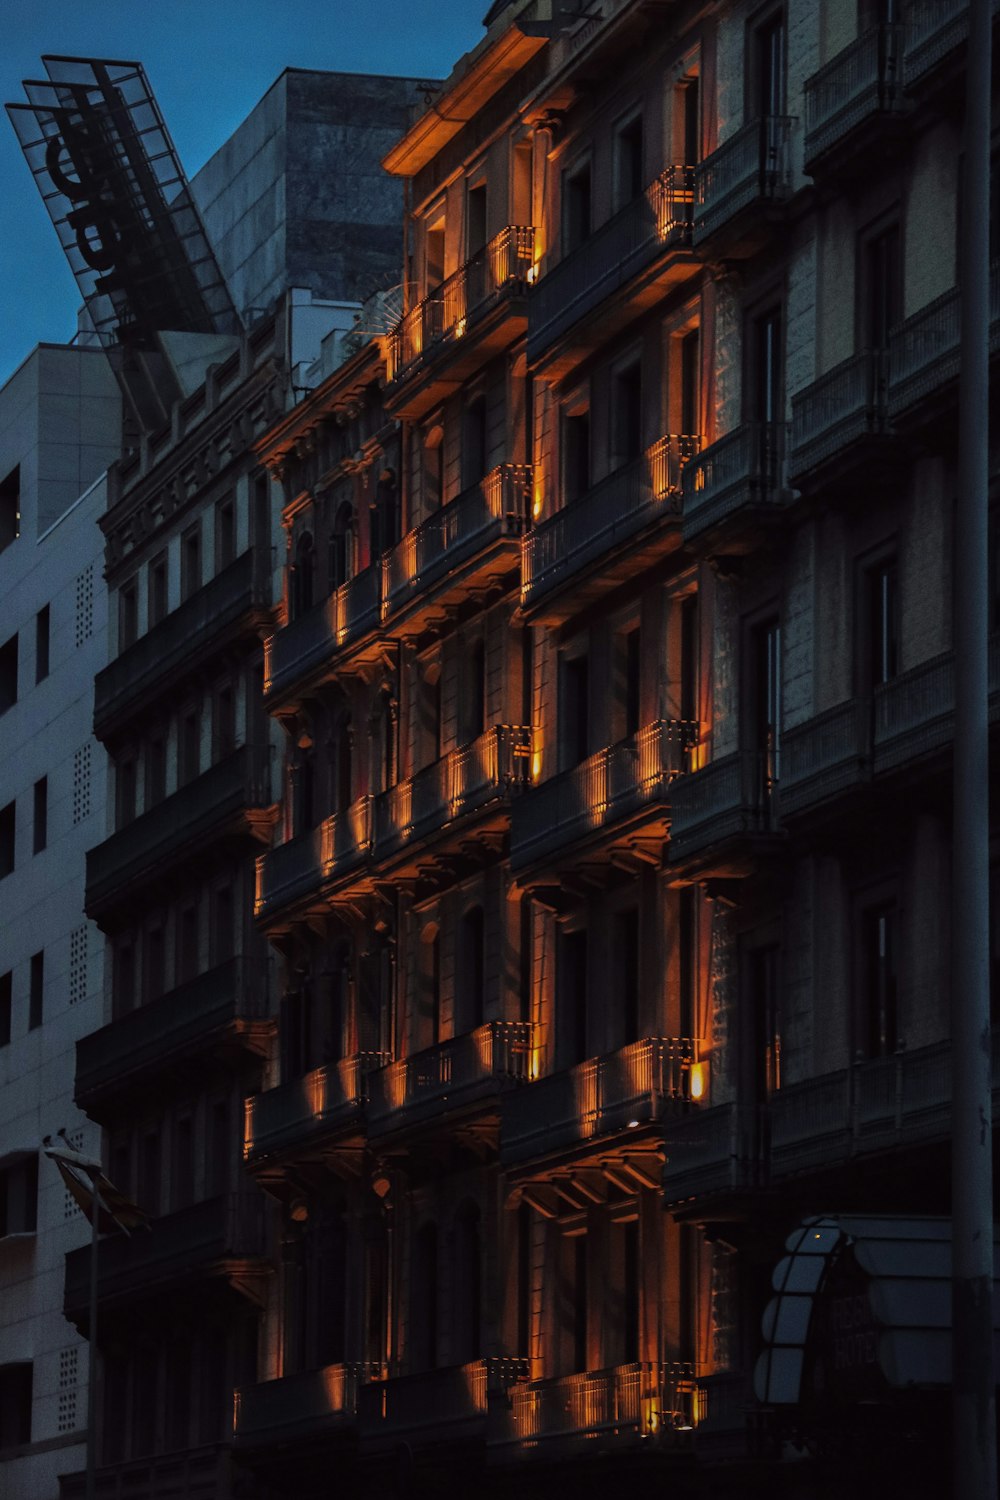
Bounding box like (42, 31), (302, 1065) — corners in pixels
(0, 1), (483, 382)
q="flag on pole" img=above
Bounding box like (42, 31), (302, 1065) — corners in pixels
(42, 1131), (149, 1236)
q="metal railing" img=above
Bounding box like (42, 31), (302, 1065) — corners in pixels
(264, 567), (379, 699)
(86, 746), (271, 917)
(511, 719), (696, 866)
(529, 167), (693, 355)
(778, 699), (870, 816)
(65, 1192), (268, 1313)
(360, 1360), (526, 1448)
(873, 650), (954, 769)
(96, 551), (267, 734)
(382, 465), (530, 614)
(889, 259), (1000, 416)
(387, 226), (535, 382)
(234, 1362), (379, 1442)
(77, 958), (269, 1107)
(367, 1021), (531, 1131)
(790, 349), (890, 478)
(694, 116), (793, 244)
(254, 797), (373, 921)
(491, 1362), (698, 1448)
(502, 1036), (695, 1161)
(59, 1445), (231, 1500)
(373, 725), (530, 857)
(903, 0), (998, 90)
(804, 24), (904, 167)
(662, 1102), (760, 1203)
(669, 749), (777, 859)
(522, 437), (697, 604)
(682, 422), (785, 539)
(244, 1052), (390, 1159)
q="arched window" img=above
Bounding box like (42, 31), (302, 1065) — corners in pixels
(410, 1222), (438, 1371)
(452, 1202), (481, 1364)
(328, 502), (355, 591)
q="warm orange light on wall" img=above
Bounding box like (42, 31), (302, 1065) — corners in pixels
(688, 1061), (707, 1101)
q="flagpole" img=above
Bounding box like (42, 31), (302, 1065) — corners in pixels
(86, 1168), (98, 1500)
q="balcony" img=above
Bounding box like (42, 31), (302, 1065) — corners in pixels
(59, 1444), (233, 1500)
(244, 1053), (389, 1164)
(789, 350), (892, 490)
(662, 1103), (760, 1209)
(873, 650), (956, 774)
(681, 423), (787, 548)
(359, 1361), (525, 1455)
(76, 958), (271, 1121)
(94, 551), (271, 742)
(521, 438), (696, 623)
(502, 1037), (695, 1167)
(64, 1192), (268, 1328)
(234, 1362), (375, 1449)
(803, 24), (905, 179)
(367, 1021), (531, 1138)
(528, 167), (696, 375)
(254, 798), (371, 927)
(488, 1362), (698, 1458)
(386, 226), (534, 419)
(693, 117), (794, 255)
(263, 567), (380, 706)
(86, 746), (273, 922)
(382, 466), (529, 634)
(510, 720), (696, 872)
(668, 751), (779, 873)
(372, 724), (530, 872)
(779, 699), (870, 821)
(903, 0), (999, 95)
(889, 260), (1000, 427)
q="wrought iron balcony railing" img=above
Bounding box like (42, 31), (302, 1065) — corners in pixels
(888, 259), (1000, 418)
(387, 226), (535, 384)
(59, 1445), (232, 1500)
(86, 745), (272, 919)
(669, 749), (778, 863)
(264, 567), (379, 700)
(803, 24), (904, 171)
(903, 0), (998, 90)
(502, 1036), (695, 1164)
(360, 1360), (526, 1450)
(367, 1021), (531, 1134)
(789, 349), (890, 482)
(234, 1362), (379, 1444)
(528, 167), (694, 360)
(254, 797), (372, 921)
(489, 1362), (698, 1451)
(382, 465), (530, 616)
(662, 1101), (760, 1205)
(778, 699), (870, 818)
(244, 1052), (391, 1160)
(64, 1192), (267, 1318)
(522, 437), (697, 607)
(373, 725), (530, 859)
(77, 957), (269, 1113)
(95, 551), (269, 738)
(510, 719), (696, 868)
(694, 116), (793, 245)
(682, 422), (786, 541)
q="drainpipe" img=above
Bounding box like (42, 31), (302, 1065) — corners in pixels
(952, 3), (996, 1497)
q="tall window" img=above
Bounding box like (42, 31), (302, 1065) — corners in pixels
(410, 1223), (439, 1371)
(215, 496), (236, 570)
(861, 554), (899, 690)
(28, 951), (43, 1031)
(329, 502), (355, 590)
(180, 709), (200, 785)
(148, 554), (168, 627)
(863, 222), (902, 351)
(0, 466), (20, 553)
(453, 1204), (482, 1363)
(563, 160), (592, 253)
(561, 654), (590, 769)
(0, 636), (18, 714)
(458, 905), (486, 1032)
(35, 606), (50, 684)
(181, 524), (202, 601)
(0, 802), (13, 879)
(467, 181), (488, 258)
(612, 360), (643, 467)
(113, 940), (135, 1018)
(749, 616), (781, 788)
(558, 927), (589, 1066)
(0, 972), (11, 1047)
(115, 757), (137, 828)
(0, 1364), (32, 1449)
(614, 115), (644, 209)
(859, 903), (898, 1058)
(461, 395), (488, 490)
(32, 777), (47, 854)
(614, 907), (641, 1045)
(753, 12), (786, 118)
(119, 580), (138, 651)
(562, 406), (591, 504)
(749, 943), (781, 1101)
(145, 732), (167, 805)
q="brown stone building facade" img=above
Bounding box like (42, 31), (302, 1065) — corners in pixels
(58, 5), (991, 1499)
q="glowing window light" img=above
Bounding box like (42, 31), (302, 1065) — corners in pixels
(688, 1061), (707, 1101)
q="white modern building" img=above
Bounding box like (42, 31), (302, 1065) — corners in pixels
(0, 342), (120, 1499)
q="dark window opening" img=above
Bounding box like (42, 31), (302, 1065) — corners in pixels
(459, 906), (486, 1032)
(750, 943), (781, 1100)
(138, 1132), (161, 1218)
(425, 219), (446, 290)
(145, 927), (165, 1004)
(28, 950), (43, 1031)
(864, 556), (899, 689)
(749, 616), (781, 787)
(212, 886), (234, 966)
(114, 941), (135, 1019)
(181, 525), (202, 601)
(563, 410), (591, 504)
(0, 972), (10, 1047)
(173, 1118), (195, 1211)
(864, 223), (902, 351)
(562, 654), (590, 769)
(613, 362), (643, 466)
(680, 328), (700, 436)
(615, 908), (641, 1045)
(467, 183), (488, 258)
(558, 927), (589, 1066)
(411, 1223), (439, 1371)
(615, 116), (644, 209)
(177, 906), (199, 985)
(453, 1204), (482, 1363)
(119, 582), (138, 652)
(563, 162), (592, 253)
(0, 466), (21, 553)
(860, 904), (898, 1058)
(32, 777), (47, 854)
(573, 1237), (588, 1371)
(148, 554), (168, 627)
(623, 626), (641, 738)
(116, 757), (137, 829)
(623, 1220), (640, 1363)
(35, 607), (50, 684)
(216, 497), (236, 570)
(754, 13), (786, 118)
(0, 634), (18, 713)
(146, 735), (167, 807)
(0, 1363), (32, 1448)
(462, 395), (488, 490)
(0, 1156), (38, 1237)
(180, 710), (200, 785)
(0, 802), (14, 879)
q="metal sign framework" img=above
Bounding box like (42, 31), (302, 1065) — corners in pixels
(6, 55), (240, 348)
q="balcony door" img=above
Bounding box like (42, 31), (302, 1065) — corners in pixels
(748, 615), (781, 795)
(754, 12), (786, 119)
